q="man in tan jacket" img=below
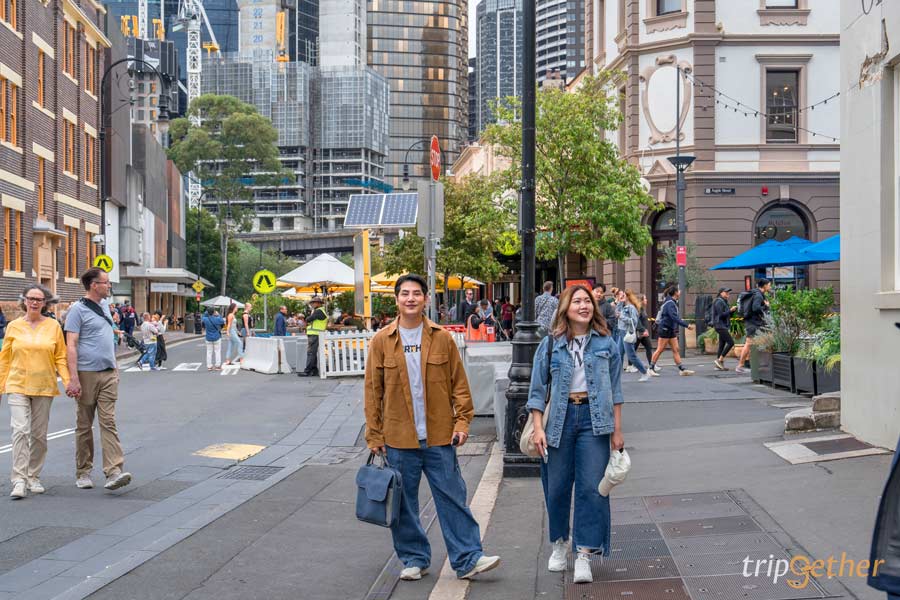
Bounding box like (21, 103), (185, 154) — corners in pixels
(365, 274), (500, 582)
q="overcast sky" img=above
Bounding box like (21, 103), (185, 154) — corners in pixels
(468, 0), (478, 58)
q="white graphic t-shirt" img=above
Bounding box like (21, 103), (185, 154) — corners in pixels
(567, 334), (589, 393)
(400, 323), (427, 440)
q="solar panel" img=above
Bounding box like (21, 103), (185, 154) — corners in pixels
(381, 193), (418, 227)
(344, 193), (419, 229)
(343, 195), (384, 228)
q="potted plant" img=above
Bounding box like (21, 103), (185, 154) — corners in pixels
(730, 317), (746, 360)
(767, 287), (835, 391)
(697, 328), (719, 354)
(792, 336), (817, 395)
(799, 314), (840, 394)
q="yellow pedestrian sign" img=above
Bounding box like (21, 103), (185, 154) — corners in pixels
(192, 280), (205, 293)
(253, 269), (277, 294)
(93, 254), (114, 273)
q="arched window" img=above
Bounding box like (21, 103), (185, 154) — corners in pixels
(754, 204), (808, 245)
(653, 208), (676, 233)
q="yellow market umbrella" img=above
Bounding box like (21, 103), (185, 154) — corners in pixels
(372, 271), (483, 291)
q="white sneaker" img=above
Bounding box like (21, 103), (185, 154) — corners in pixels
(10, 480), (26, 499)
(625, 365), (638, 373)
(104, 471), (132, 490)
(573, 553), (593, 584)
(76, 476), (94, 489)
(639, 373), (651, 382)
(648, 368), (660, 377)
(400, 566), (427, 580)
(735, 366), (747, 374)
(28, 479), (45, 494)
(714, 359), (725, 371)
(548, 540), (568, 572)
(679, 369), (695, 376)
(460, 555), (501, 579)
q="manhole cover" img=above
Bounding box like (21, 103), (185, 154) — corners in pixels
(647, 502), (745, 522)
(590, 557), (680, 581)
(645, 492), (734, 507)
(611, 508), (654, 525)
(684, 573), (826, 599)
(674, 549), (791, 577)
(659, 516), (761, 538)
(566, 577), (690, 600)
(667, 533), (785, 557)
(218, 466), (284, 480)
(803, 437), (871, 455)
(607, 538), (672, 560)
(611, 523), (663, 541)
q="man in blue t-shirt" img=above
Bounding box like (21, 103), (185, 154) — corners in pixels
(201, 308), (226, 370)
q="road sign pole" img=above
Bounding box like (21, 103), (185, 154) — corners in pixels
(428, 183), (437, 322)
(264, 293), (268, 331)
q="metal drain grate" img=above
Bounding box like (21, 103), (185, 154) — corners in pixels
(566, 577), (691, 600)
(667, 533), (785, 557)
(803, 437), (872, 455)
(645, 492), (734, 508)
(611, 523), (663, 541)
(647, 501), (746, 522)
(218, 466), (284, 481)
(607, 539), (672, 560)
(659, 516), (762, 538)
(683, 574), (826, 599)
(674, 549), (791, 577)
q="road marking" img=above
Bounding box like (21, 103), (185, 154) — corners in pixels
(428, 443), (504, 600)
(123, 365), (169, 373)
(220, 364), (241, 376)
(193, 443), (266, 461)
(173, 363), (203, 372)
(0, 428), (76, 454)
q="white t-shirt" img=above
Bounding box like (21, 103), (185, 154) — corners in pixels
(400, 324), (427, 440)
(567, 334), (589, 393)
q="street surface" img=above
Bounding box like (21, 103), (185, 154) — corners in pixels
(0, 339), (890, 600)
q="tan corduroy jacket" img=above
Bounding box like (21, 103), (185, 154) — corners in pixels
(364, 317), (473, 449)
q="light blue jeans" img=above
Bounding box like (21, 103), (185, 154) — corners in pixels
(225, 327), (243, 362)
(385, 441), (484, 577)
(138, 342), (157, 369)
(618, 334), (647, 374)
(540, 402), (611, 554)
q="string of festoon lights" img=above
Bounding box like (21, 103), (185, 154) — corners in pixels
(683, 71), (840, 143)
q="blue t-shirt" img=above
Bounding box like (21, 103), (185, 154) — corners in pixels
(202, 313), (225, 342)
(64, 298), (117, 371)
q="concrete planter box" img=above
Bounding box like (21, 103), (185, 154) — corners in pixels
(772, 352), (794, 390)
(793, 357), (816, 395)
(816, 364), (841, 394)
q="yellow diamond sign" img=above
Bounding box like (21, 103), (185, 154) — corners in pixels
(192, 280), (205, 293)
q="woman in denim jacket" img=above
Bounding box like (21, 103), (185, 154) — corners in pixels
(526, 285), (624, 584)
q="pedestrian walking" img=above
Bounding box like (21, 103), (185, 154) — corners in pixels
(273, 305), (288, 336)
(500, 297), (515, 339)
(364, 274), (501, 582)
(120, 300), (136, 337)
(535, 281), (558, 334)
(0, 285), (69, 499)
(711, 287), (737, 371)
(649, 286), (695, 376)
(0, 305), (7, 351)
(64, 268), (132, 491)
(152, 312), (169, 368)
(110, 307), (122, 346)
(202, 308), (225, 370)
(617, 290), (652, 381)
(455, 288), (477, 323)
(635, 294), (654, 365)
(298, 296), (328, 376)
(735, 278), (771, 374)
(242, 303), (255, 346)
(137, 312), (161, 371)
(223, 303), (244, 366)
(526, 284), (624, 584)
(592, 284), (618, 338)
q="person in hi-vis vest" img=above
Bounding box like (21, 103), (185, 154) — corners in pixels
(299, 296), (329, 377)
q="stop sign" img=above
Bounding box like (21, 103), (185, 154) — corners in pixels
(430, 135), (441, 182)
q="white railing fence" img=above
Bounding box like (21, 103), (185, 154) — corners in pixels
(318, 330), (376, 378)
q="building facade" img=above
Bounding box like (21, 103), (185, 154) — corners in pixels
(536, 0), (585, 83)
(839, 1), (898, 450)
(584, 0), (840, 319)
(367, 0), (468, 186)
(0, 0), (109, 306)
(467, 57), (477, 143)
(475, 0), (522, 136)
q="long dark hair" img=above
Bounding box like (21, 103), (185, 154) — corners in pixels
(550, 285), (610, 339)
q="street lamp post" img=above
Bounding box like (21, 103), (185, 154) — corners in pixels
(503, 0), (541, 477)
(99, 57), (172, 252)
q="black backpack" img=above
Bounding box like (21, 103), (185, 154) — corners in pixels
(737, 291), (755, 319)
(704, 302), (715, 328)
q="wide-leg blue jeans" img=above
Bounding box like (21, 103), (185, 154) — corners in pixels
(541, 402), (611, 554)
(386, 441), (484, 577)
(618, 334), (647, 374)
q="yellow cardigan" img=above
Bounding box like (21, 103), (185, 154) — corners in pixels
(0, 317), (70, 397)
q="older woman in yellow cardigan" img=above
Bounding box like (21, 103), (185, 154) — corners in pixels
(0, 284), (69, 499)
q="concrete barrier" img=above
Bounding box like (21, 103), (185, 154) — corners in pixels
(242, 337), (292, 374)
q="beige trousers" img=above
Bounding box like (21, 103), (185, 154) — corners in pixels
(8, 394), (53, 484)
(75, 370), (124, 478)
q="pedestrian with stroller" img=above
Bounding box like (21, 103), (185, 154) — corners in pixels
(0, 285), (69, 499)
(526, 284), (624, 584)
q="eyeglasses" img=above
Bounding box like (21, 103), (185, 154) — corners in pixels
(24, 297), (45, 303)
(93, 280), (110, 286)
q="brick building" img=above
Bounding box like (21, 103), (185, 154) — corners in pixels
(0, 0), (109, 308)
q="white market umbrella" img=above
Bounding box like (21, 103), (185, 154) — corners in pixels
(200, 295), (245, 308)
(278, 253), (355, 288)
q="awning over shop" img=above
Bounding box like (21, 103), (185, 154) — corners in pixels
(124, 267), (213, 287)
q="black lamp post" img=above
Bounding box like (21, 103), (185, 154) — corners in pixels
(503, 0), (540, 477)
(401, 138), (447, 191)
(668, 65), (694, 350)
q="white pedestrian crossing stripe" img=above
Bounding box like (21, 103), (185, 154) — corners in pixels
(123, 365), (168, 373)
(220, 364), (241, 376)
(173, 363), (202, 372)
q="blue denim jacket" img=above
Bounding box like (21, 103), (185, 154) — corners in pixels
(526, 330), (624, 448)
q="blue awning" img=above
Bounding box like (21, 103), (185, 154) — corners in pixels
(710, 237), (829, 270)
(799, 234), (839, 263)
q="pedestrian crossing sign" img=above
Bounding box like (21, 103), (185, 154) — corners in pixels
(253, 269), (277, 294)
(93, 254), (114, 273)
(192, 280), (205, 293)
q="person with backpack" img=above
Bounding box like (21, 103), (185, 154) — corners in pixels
(735, 278), (771, 374)
(120, 301), (136, 337)
(616, 289), (653, 382)
(649, 286), (695, 376)
(202, 307), (225, 371)
(710, 288), (737, 371)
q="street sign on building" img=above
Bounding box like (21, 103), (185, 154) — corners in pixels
(430, 135), (441, 182)
(676, 246), (687, 267)
(93, 254), (114, 273)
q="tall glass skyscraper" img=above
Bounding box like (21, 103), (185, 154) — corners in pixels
(475, 0), (521, 137)
(367, 0), (468, 186)
(535, 0), (584, 83)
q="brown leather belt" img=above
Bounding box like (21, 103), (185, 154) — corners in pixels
(568, 392), (588, 405)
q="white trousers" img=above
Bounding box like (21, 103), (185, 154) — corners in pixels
(206, 340), (222, 367)
(9, 394), (53, 483)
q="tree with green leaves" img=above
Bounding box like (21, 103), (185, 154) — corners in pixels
(483, 73), (660, 288)
(168, 94), (286, 296)
(381, 173), (515, 298)
(228, 241), (299, 302)
(660, 241), (716, 294)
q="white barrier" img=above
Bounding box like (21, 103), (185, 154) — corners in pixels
(242, 337), (292, 374)
(318, 330), (376, 378)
